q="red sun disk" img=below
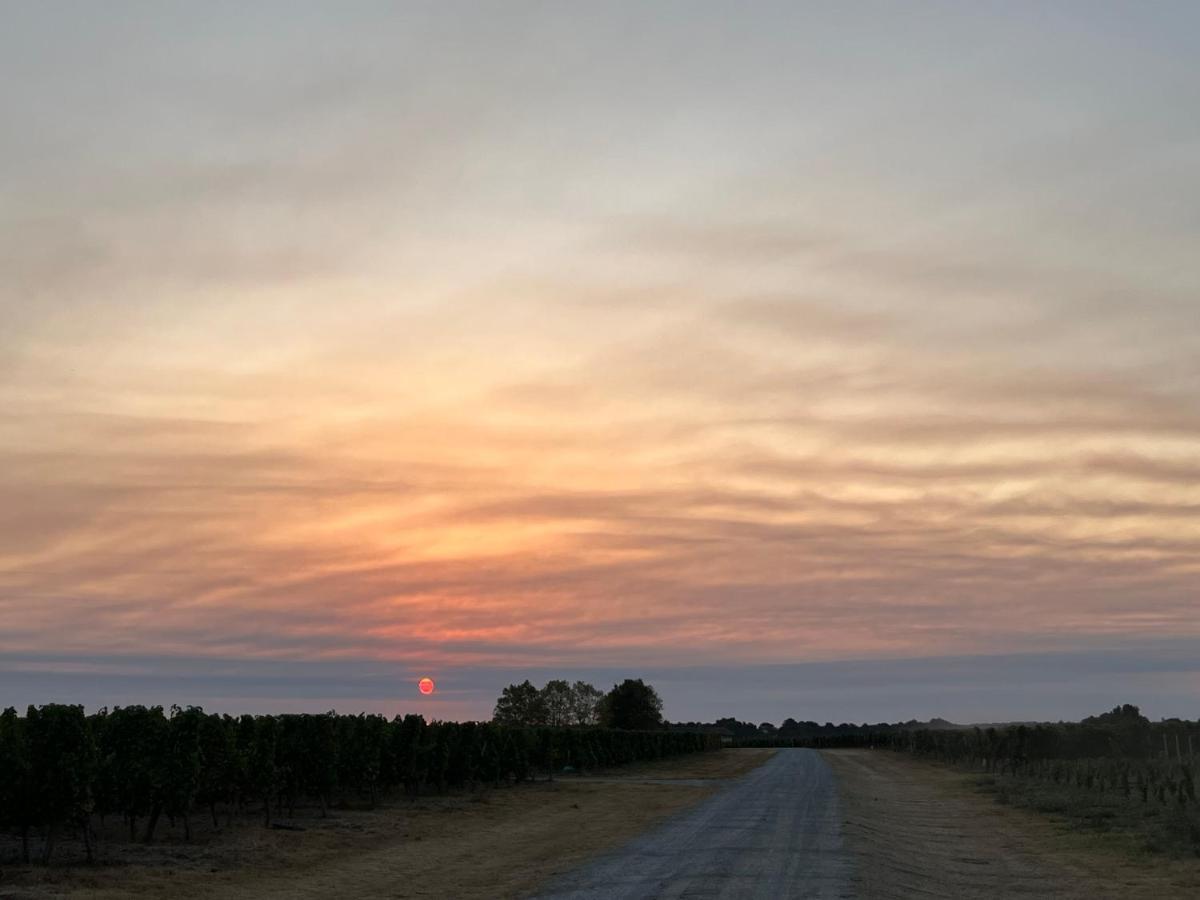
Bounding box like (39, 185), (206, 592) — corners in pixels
(418, 677), (435, 695)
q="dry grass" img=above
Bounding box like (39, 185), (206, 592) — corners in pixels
(825, 749), (1200, 900)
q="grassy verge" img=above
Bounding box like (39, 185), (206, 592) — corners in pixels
(973, 772), (1200, 859)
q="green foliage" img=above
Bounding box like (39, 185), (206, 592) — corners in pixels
(392, 713), (427, 797)
(164, 706), (204, 837)
(541, 680), (575, 727)
(99, 705), (170, 840)
(24, 704), (96, 862)
(247, 714), (278, 825)
(492, 680), (547, 727)
(0, 707), (34, 860)
(196, 712), (239, 824)
(0, 702), (718, 864)
(570, 681), (603, 726)
(491, 679), (606, 728)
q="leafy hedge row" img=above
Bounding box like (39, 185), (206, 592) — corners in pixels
(883, 721), (1200, 768)
(731, 718), (1200, 761)
(0, 704), (720, 864)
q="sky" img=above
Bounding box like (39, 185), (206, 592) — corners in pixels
(2, 2), (1198, 724)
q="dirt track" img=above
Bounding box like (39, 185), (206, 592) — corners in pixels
(825, 749), (1200, 899)
(537, 749), (852, 899)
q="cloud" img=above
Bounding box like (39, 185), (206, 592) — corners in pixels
(2, 3), (1199, 720)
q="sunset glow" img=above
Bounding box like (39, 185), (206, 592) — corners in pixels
(2, 3), (1198, 723)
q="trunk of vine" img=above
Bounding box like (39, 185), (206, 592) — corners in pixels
(143, 804), (162, 843)
(41, 822), (56, 865)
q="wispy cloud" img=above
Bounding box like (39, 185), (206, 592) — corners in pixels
(2, 3), (1198, 719)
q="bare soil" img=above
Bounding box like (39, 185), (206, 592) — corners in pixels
(0, 750), (774, 900)
(824, 748), (1200, 899)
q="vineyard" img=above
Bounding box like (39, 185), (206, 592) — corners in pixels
(886, 718), (1197, 797)
(888, 712), (1200, 856)
(0, 703), (720, 865)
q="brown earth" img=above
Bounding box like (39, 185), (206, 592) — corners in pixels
(824, 748), (1200, 899)
(0, 749), (774, 900)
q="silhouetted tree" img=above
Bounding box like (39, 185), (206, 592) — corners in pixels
(1083, 704), (1149, 726)
(492, 680), (547, 727)
(599, 679), (663, 731)
(540, 680), (574, 727)
(570, 681), (604, 726)
(714, 717), (759, 738)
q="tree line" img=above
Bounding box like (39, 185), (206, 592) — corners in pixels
(884, 705), (1200, 765)
(0, 703), (719, 865)
(672, 715), (959, 741)
(493, 678), (664, 731)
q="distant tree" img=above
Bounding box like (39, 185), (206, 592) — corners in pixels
(757, 722), (777, 736)
(714, 717), (759, 738)
(540, 680), (574, 727)
(1083, 704), (1149, 726)
(1081, 704), (1152, 757)
(599, 679), (664, 731)
(570, 681), (604, 726)
(493, 680), (547, 727)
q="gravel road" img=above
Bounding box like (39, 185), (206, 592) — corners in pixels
(536, 749), (853, 899)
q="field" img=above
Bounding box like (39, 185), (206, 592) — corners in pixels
(7, 704), (1200, 899)
(0, 750), (771, 899)
(878, 714), (1200, 860)
(826, 749), (1200, 900)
